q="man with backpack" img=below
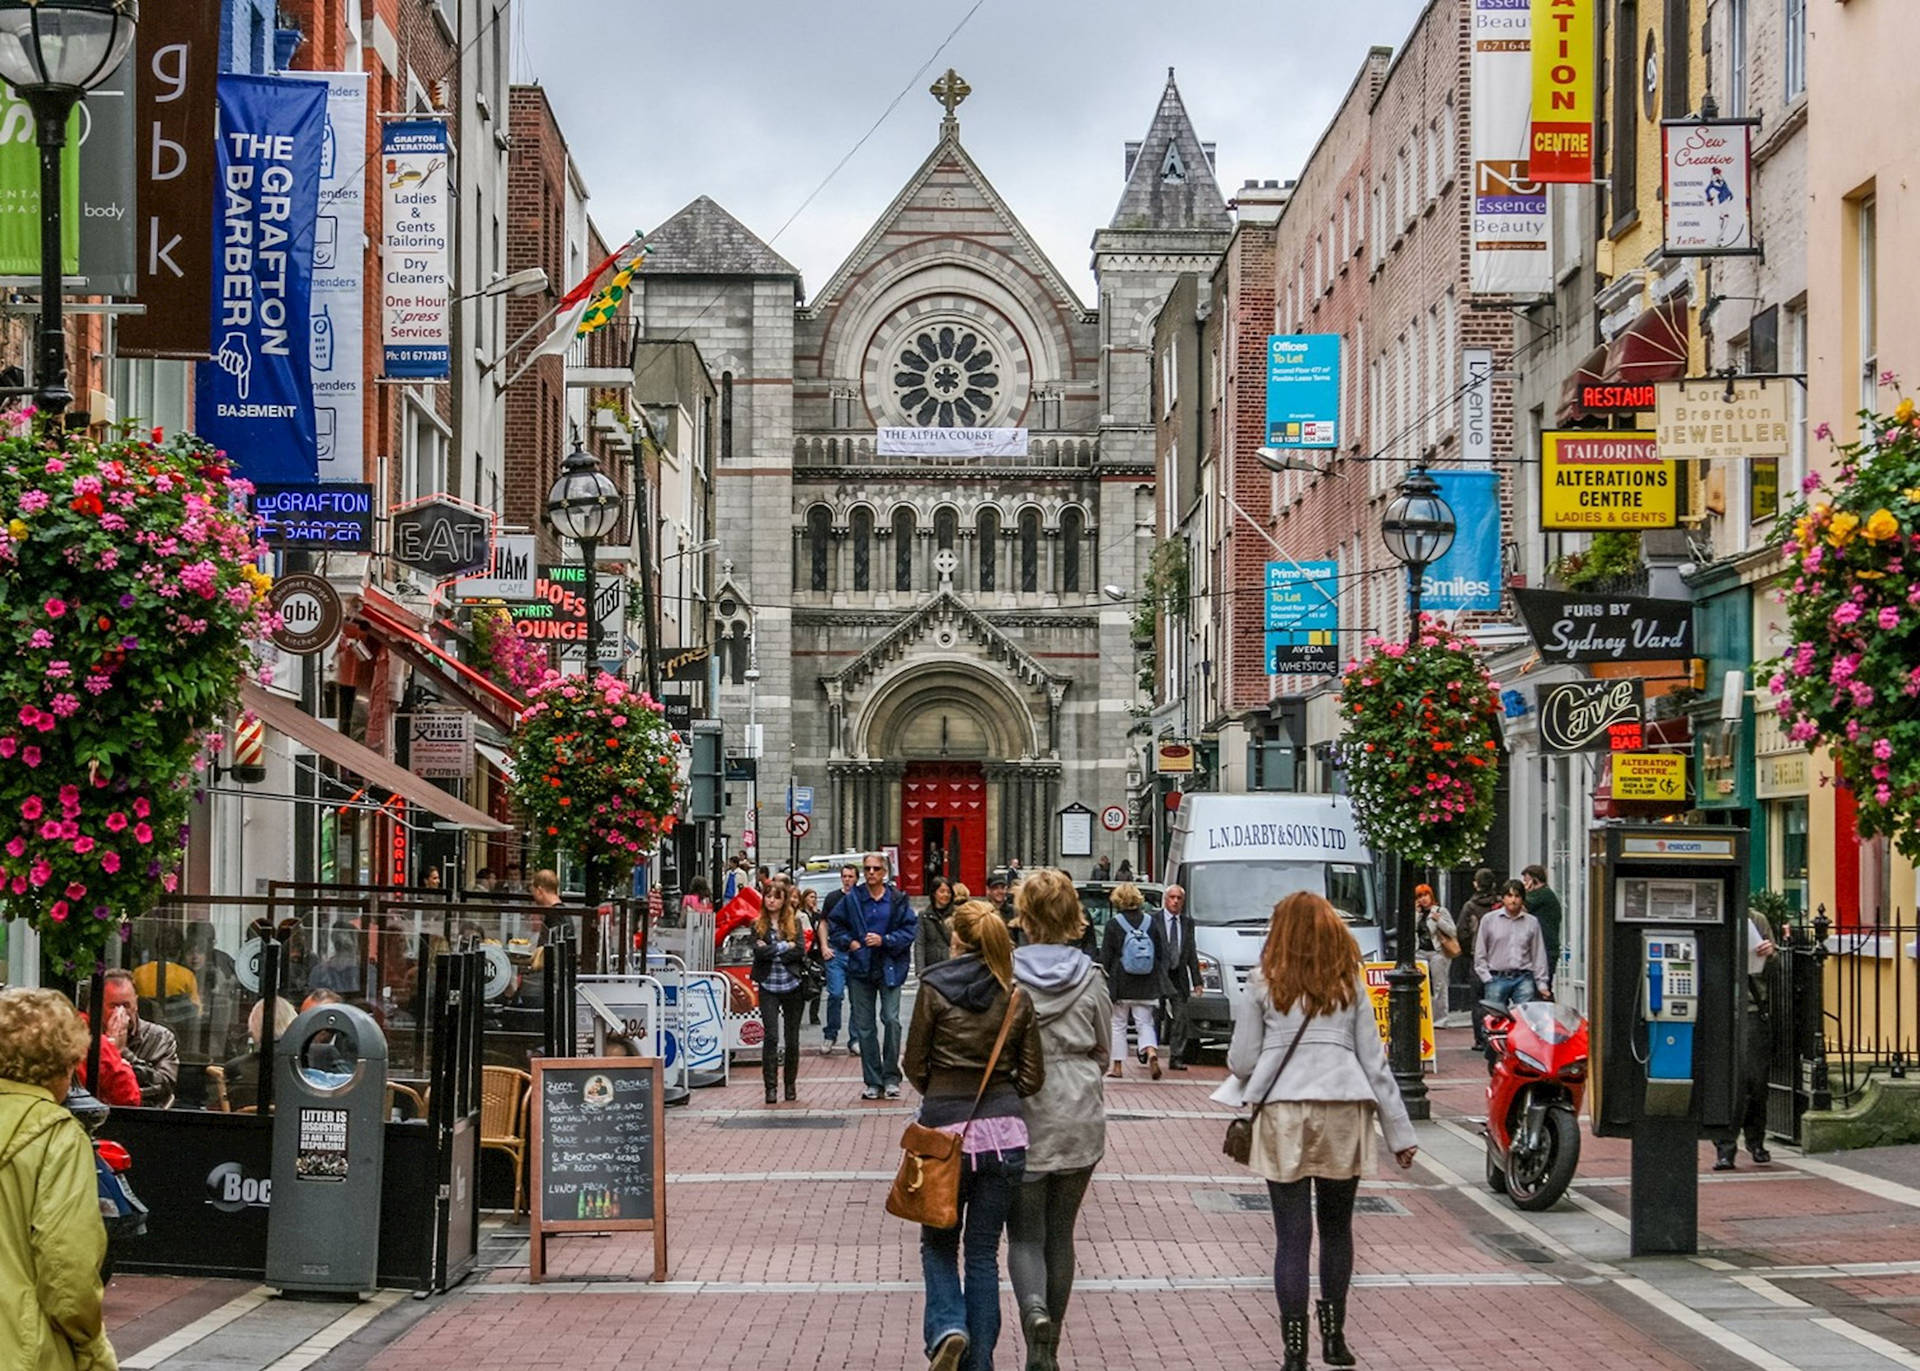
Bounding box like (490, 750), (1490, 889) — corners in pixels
(1099, 881), (1169, 1079)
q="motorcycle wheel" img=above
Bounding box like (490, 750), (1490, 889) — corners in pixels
(1484, 1136), (1508, 1194)
(1505, 1105), (1579, 1211)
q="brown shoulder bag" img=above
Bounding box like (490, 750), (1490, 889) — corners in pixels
(1223, 1014), (1311, 1165)
(886, 988), (1022, 1230)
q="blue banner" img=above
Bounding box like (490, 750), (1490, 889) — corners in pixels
(1265, 560), (1340, 676)
(1266, 334), (1341, 448)
(196, 75), (327, 485)
(1422, 470), (1503, 612)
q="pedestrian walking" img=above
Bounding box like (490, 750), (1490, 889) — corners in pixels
(1454, 870), (1500, 1038)
(1156, 884), (1200, 1070)
(0, 988), (117, 1370)
(1100, 882), (1168, 1079)
(750, 881), (808, 1105)
(1714, 911), (1778, 1170)
(796, 888), (826, 1025)
(819, 862), (860, 1055)
(1220, 893), (1417, 1371)
(903, 899), (1045, 1371)
(1114, 859), (1134, 883)
(1006, 870), (1109, 1371)
(830, 853), (918, 1099)
(919, 877), (959, 976)
(1521, 864), (1563, 992)
(1412, 885), (1457, 1029)
(1089, 855), (1111, 882)
(1474, 880), (1549, 1038)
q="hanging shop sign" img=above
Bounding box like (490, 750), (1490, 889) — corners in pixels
(405, 711), (475, 780)
(1513, 588), (1693, 664)
(268, 573), (343, 655)
(1155, 740), (1196, 775)
(1264, 335), (1341, 448)
(284, 71), (368, 480)
(456, 534), (537, 602)
(1469, 0), (1552, 295)
(77, 51), (136, 297)
(1539, 430), (1676, 530)
(1661, 118), (1758, 257)
(0, 85), (77, 277)
(507, 567), (627, 660)
(876, 427), (1028, 459)
(197, 74), (328, 486)
(119, 1), (220, 357)
(380, 117), (451, 379)
(1610, 752), (1688, 802)
(390, 496), (493, 579)
(1423, 472), (1502, 613)
(253, 482), (374, 552)
(1653, 379), (1790, 461)
(1462, 348), (1495, 465)
(1537, 679), (1644, 753)
(1265, 560), (1340, 675)
(651, 645), (712, 683)
(1529, 0), (1596, 183)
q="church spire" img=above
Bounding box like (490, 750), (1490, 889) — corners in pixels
(1109, 68), (1230, 232)
(930, 68), (970, 138)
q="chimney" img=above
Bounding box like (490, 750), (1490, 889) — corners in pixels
(1231, 177), (1293, 223)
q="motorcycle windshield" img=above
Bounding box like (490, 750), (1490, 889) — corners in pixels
(1512, 1000), (1585, 1044)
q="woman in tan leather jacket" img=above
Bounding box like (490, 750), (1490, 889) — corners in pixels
(903, 899), (1045, 1371)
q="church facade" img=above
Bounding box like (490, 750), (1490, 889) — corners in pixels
(631, 72), (1230, 891)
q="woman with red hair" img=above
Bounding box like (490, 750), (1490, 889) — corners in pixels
(1220, 892), (1417, 1371)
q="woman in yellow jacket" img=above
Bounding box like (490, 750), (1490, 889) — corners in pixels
(0, 988), (117, 1370)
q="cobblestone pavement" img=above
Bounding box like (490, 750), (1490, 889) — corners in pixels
(104, 1022), (1920, 1370)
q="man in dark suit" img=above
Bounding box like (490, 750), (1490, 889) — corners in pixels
(1157, 883), (1201, 1069)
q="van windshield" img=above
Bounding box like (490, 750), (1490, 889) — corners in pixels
(1181, 861), (1376, 928)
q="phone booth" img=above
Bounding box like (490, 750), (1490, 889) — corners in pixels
(1589, 825), (1748, 1254)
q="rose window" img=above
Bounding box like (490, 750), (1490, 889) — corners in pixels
(892, 325), (1001, 427)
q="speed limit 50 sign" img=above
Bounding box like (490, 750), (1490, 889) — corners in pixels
(1100, 805), (1127, 832)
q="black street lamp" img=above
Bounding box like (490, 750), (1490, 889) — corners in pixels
(0, 1), (138, 415)
(1378, 463), (1456, 1119)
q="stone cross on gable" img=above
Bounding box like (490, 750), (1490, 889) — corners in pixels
(930, 68), (970, 129)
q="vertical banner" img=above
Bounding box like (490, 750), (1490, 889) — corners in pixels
(0, 88), (78, 276)
(1461, 347), (1495, 465)
(380, 118), (451, 379)
(120, 1), (221, 357)
(1661, 120), (1757, 256)
(77, 53), (136, 296)
(1469, 0), (1552, 295)
(286, 72), (367, 480)
(1265, 560), (1340, 676)
(1530, 0), (1595, 183)
(1422, 471), (1503, 612)
(196, 75), (326, 485)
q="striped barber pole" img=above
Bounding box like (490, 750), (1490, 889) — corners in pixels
(231, 716), (267, 783)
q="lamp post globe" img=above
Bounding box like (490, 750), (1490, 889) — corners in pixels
(545, 443), (623, 671)
(0, 0), (138, 416)
(1378, 463), (1457, 1121)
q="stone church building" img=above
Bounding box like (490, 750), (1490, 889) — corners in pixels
(631, 72), (1230, 891)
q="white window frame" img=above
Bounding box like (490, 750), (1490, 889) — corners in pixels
(1858, 195), (1878, 414)
(1726, 0), (1750, 119)
(1784, 0), (1807, 102)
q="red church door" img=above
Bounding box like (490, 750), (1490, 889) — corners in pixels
(900, 762), (988, 896)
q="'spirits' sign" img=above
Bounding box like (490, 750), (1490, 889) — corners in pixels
(1539, 431), (1676, 529)
(1514, 588), (1693, 664)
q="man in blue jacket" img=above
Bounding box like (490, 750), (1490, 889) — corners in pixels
(830, 852), (917, 1099)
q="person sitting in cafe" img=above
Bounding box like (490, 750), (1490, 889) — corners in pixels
(527, 869), (562, 942)
(101, 968), (178, 1109)
(215, 997), (297, 1112)
(306, 924), (370, 995)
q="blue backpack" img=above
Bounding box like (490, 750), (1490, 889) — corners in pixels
(1117, 911), (1155, 976)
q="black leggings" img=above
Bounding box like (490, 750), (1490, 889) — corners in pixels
(1006, 1166), (1094, 1326)
(759, 988), (804, 1091)
(1266, 1176), (1359, 1317)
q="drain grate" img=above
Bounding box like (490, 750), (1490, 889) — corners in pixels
(715, 1115), (847, 1130)
(1353, 1195), (1409, 1216)
(1193, 1189), (1409, 1216)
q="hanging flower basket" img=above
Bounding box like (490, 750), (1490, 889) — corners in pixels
(508, 671), (684, 888)
(0, 419), (274, 975)
(1770, 389), (1920, 859)
(1337, 618), (1504, 869)
(472, 606), (548, 695)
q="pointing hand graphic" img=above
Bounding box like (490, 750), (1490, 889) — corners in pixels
(215, 332), (254, 401)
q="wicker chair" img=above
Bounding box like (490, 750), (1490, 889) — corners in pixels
(481, 1066), (532, 1216)
(386, 1082), (426, 1122)
(203, 1063), (231, 1113)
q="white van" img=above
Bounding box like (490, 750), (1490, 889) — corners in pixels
(1164, 793), (1382, 1047)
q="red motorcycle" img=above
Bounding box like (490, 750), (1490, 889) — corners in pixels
(1482, 999), (1589, 1211)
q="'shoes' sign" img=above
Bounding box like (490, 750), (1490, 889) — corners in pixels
(1538, 679), (1644, 753)
(1514, 588), (1692, 664)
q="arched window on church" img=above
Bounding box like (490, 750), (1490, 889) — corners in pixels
(893, 508), (915, 592)
(977, 508), (998, 592)
(1019, 508), (1040, 593)
(851, 508), (872, 592)
(935, 506), (957, 551)
(1060, 507), (1083, 593)
(807, 506), (831, 592)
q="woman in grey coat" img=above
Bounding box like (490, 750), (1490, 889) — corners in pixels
(917, 878), (958, 976)
(1007, 869), (1110, 1371)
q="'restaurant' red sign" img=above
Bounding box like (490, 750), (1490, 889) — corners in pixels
(1581, 383), (1657, 411)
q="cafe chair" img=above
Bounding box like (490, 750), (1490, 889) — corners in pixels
(481, 1065), (532, 1217)
(386, 1081), (426, 1122)
(203, 1064), (231, 1113)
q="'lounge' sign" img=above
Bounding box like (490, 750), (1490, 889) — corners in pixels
(1514, 588), (1693, 664)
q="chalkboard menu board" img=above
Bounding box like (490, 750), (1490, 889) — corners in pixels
(529, 1057), (667, 1282)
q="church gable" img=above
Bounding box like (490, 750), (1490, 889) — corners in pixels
(1109, 69), (1232, 232)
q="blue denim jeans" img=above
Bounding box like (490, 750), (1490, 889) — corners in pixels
(822, 955), (848, 1043)
(922, 1148), (1026, 1371)
(846, 978), (901, 1089)
(1484, 971), (1538, 1010)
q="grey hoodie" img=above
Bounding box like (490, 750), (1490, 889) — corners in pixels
(1013, 944), (1112, 1174)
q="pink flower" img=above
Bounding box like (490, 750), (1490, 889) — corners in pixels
(20, 746), (38, 768)
(1874, 738), (1894, 761)
(19, 795), (42, 821)
(28, 860), (49, 887)
(133, 823), (153, 845)
(105, 812), (127, 832)
(64, 881), (85, 900)
(0, 737), (12, 759)
(72, 835), (94, 855)
(1815, 421), (1833, 442)
(57, 785), (78, 807)
(27, 628), (52, 649)
(100, 851), (120, 874)
(161, 872), (178, 893)
(3, 838), (20, 858)
(42, 597), (66, 618)
(1879, 606), (1901, 630)
(132, 797), (150, 818)
(48, 693), (80, 718)
(48, 900), (68, 923)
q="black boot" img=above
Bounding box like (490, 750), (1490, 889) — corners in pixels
(1020, 1303), (1057, 1371)
(1281, 1314), (1309, 1371)
(1316, 1299), (1357, 1367)
(1713, 1142), (1737, 1171)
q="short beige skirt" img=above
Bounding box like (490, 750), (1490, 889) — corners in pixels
(1248, 1100), (1379, 1183)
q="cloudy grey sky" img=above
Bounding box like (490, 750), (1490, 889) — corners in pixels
(516, 1), (1427, 300)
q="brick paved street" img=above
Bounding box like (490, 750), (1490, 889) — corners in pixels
(98, 1021), (1920, 1371)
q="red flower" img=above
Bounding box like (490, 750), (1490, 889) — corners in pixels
(69, 492), (104, 517)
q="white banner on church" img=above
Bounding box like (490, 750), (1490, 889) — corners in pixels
(1469, 0), (1552, 296)
(877, 427), (1029, 459)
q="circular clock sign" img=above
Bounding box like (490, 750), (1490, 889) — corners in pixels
(269, 573), (343, 655)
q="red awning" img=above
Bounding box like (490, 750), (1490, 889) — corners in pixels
(357, 601), (524, 729)
(1603, 297), (1691, 388)
(1556, 344), (1613, 424)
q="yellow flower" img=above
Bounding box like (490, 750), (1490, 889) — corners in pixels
(1897, 398), (1916, 425)
(1826, 510), (1860, 547)
(1864, 508), (1901, 542)
(1904, 488), (1920, 503)
(1857, 569), (1887, 581)
(5, 518), (25, 540)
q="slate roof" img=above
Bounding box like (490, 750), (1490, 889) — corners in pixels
(1108, 70), (1231, 232)
(643, 195), (800, 279)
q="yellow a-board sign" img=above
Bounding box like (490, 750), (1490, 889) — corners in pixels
(1611, 751), (1688, 801)
(1540, 431), (1677, 530)
(1363, 962), (1435, 1062)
